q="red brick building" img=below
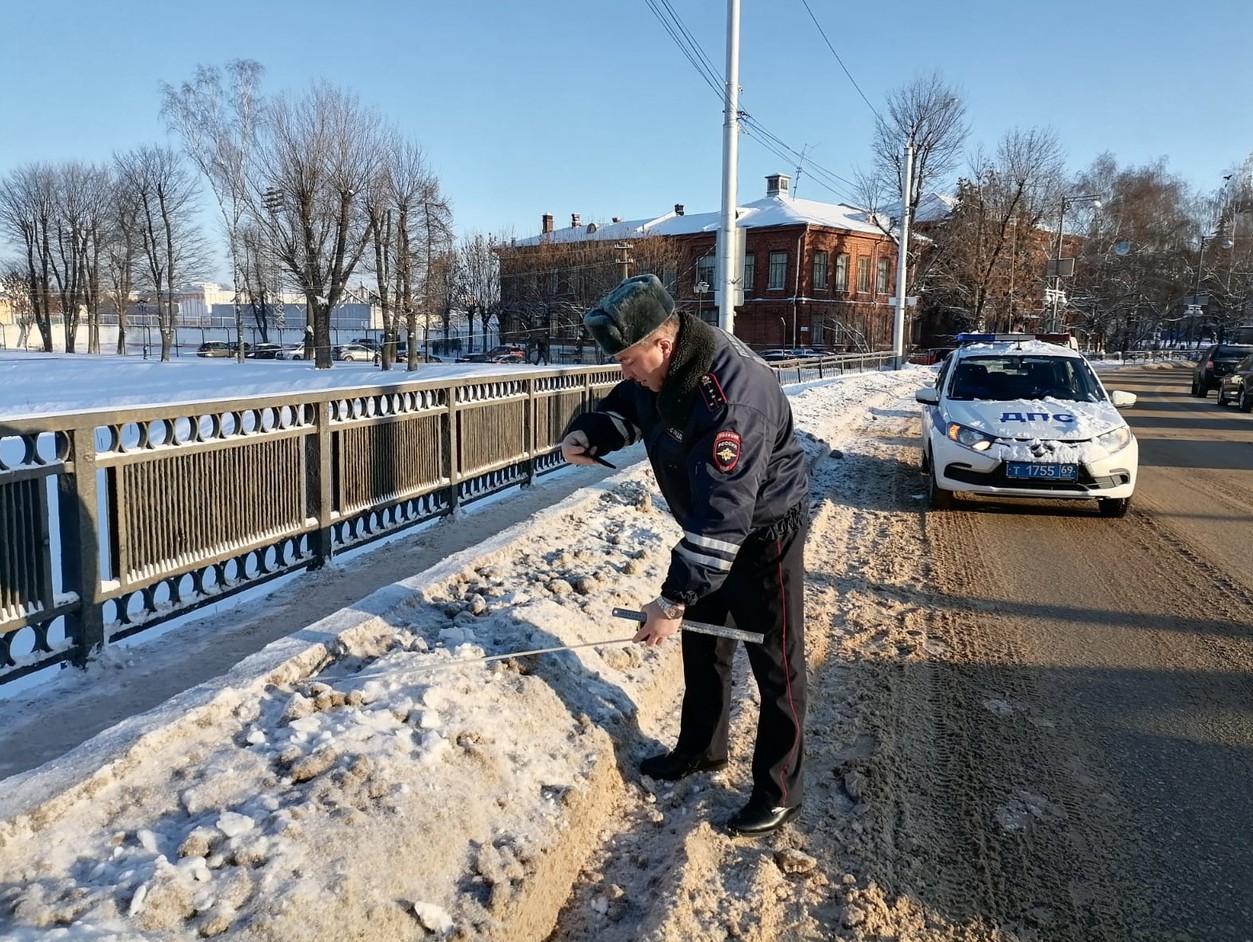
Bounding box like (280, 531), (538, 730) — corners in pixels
(497, 174), (911, 353)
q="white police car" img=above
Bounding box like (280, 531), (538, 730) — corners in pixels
(915, 334), (1138, 516)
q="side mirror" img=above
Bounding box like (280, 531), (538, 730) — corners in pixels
(1109, 390), (1137, 408)
(915, 387), (940, 405)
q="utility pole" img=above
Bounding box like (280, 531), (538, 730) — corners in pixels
(614, 243), (632, 282)
(892, 138), (914, 368)
(716, 0), (741, 334)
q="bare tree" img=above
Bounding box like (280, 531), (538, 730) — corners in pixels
(161, 60), (265, 363)
(364, 136), (442, 371)
(45, 162), (111, 353)
(0, 266), (36, 347)
(101, 171), (143, 354)
(254, 84), (385, 369)
(459, 231), (501, 356)
(924, 127), (1065, 332)
(114, 146), (205, 361)
(855, 72), (968, 327)
(1072, 155), (1200, 350)
(415, 182), (454, 366)
(0, 163), (58, 350)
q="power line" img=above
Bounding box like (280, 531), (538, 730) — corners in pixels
(797, 0), (881, 121)
(642, 1), (866, 207)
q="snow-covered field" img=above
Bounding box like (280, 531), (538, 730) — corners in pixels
(0, 348), (932, 941)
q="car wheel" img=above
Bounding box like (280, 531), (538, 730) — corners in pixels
(1216, 387), (1228, 406)
(1191, 380), (1206, 397)
(1241, 390), (1253, 413)
(1097, 497), (1131, 518)
(925, 458), (955, 510)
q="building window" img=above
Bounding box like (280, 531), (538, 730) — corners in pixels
(696, 254), (716, 292)
(743, 252), (755, 295)
(834, 253), (849, 292)
(663, 263), (678, 293)
(768, 251), (787, 291)
(856, 257), (870, 294)
(813, 251), (828, 293)
(876, 257), (890, 295)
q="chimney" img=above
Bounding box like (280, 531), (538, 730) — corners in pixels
(571, 213), (581, 228)
(612, 217), (621, 223)
(674, 203), (685, 216)
(542, 213), (554, 234)
(766, 173), (791, 198)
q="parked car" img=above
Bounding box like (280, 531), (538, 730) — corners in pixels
(197, 341), (232, 358)
(915, 335), (1139, 517)
(1215, 353), (1253, 411)
(246, 342), (285, 359)
(457, 345), (526, 363)
(374, 346), (443, 364)
(758, 349), (798, 362)
(760, 347), (830, 362)
(1191, 343), (1253, 396)
(334, 343), (375, 362)
(908, 347), (954, 366)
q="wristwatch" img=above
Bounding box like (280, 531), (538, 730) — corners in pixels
(653, 595), (686, 620)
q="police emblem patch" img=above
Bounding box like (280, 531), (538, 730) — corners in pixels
(713, 430), (741, 472)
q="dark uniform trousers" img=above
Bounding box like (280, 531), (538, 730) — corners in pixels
(674, 512), (807, 809)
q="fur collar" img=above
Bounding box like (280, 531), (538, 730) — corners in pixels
(657, 314), (718, 427)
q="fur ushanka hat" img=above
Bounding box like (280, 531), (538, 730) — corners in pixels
(584, 274), (676, 355)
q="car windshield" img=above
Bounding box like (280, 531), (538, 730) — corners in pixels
(1215, 345), (1253, 359)
(947, 355), (1103, 403)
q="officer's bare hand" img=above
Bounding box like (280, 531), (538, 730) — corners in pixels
(633, 599), (683, 647)
(561, 430), (599, 466)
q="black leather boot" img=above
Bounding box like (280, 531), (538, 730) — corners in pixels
(639, 750), (729, 782)
(725, 800), (801, 837)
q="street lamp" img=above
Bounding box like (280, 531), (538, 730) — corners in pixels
(694, 280), (710, 324)
(1048, 194), (1102, 332)
(1189, 231), (1234, 343)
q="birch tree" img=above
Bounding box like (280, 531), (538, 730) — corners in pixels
(161, 60), (265, 362)
(0, 164), (57, 350)
(114, 146), (205, 360)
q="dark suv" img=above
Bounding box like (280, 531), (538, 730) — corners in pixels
(1192, 343), (1253, 397)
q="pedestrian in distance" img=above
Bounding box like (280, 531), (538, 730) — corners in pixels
(561, 273), (809, 837)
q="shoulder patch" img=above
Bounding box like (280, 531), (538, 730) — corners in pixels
(713, 430), (741, 473)
(698, 372), (727, 412)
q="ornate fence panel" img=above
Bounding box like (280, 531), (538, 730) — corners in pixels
(0, 354), (891, 685)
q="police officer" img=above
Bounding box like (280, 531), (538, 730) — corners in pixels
(561, 274), (808, 837)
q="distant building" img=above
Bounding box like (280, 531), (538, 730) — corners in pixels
(498, 173), (924, 352)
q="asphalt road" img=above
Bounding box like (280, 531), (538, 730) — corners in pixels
(913, 363), (1253, 940)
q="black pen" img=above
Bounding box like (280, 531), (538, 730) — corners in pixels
(589, 454), (616, 469)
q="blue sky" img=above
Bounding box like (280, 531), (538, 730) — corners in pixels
(3, 0), (1251, 272)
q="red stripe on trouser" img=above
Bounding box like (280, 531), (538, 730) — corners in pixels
(775, 535), (801, 806)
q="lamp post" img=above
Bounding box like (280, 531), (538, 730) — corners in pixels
(1190, 231), (1234, 343)
(1048, 194), (1102, 332)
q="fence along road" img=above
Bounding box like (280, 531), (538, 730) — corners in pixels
(0, 353), (891, 688)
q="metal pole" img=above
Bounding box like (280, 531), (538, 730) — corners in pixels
(1050, 198), (1067, 333)
(892, 138), (914, 367)
(717, 0), (741, 335)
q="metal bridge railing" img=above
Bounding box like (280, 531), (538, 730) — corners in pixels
(0, 352), (893, 685)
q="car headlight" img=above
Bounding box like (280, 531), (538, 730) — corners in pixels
(1096, 425), (1133, 453)
(945, 422), (996, 452)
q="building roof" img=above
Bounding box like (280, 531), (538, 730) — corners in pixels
(511, 190), (903, 248)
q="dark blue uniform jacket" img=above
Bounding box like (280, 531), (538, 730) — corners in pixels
(570, 315), (808, 606)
